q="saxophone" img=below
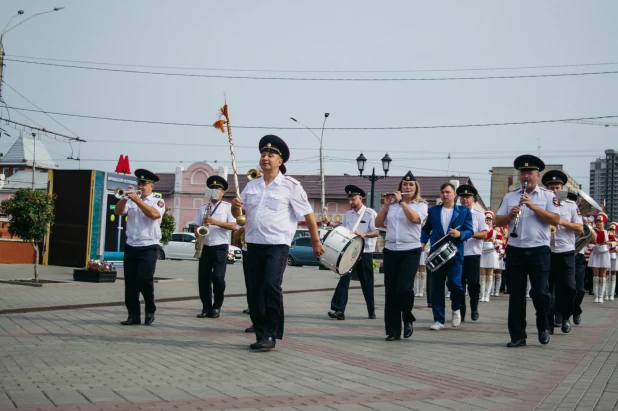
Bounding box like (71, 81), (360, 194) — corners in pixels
(194, 202), (212, 259)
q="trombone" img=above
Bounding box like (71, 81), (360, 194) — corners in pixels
(114, 187), (141, 200)
(247, 168), (262, 180)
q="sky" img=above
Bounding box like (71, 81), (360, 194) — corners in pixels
(0, 0), (617, 207)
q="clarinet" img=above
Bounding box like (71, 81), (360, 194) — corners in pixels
(510, 182), (528, 238)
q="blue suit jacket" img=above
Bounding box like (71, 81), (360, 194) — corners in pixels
(420, 205), (474, 257)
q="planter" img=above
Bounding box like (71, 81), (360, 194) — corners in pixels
(73, 269), (118, 283)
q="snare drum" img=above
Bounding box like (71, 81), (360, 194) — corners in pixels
(426, 242), (458, 271)
(482, 241), (494, 252)
(611, 253), (617, 260)
(595, 245), (610, 253)
(319, 226), (365, 275)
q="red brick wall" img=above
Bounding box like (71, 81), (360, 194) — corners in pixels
(0, 240), (36, 264)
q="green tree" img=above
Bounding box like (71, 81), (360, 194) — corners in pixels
(160, 207), (175, 246)
(0, 189), (55, 281)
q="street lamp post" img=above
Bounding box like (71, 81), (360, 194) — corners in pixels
(290, 113), (330, 225)
(0, 7), (64, 98)
(356, 152), (393, 210)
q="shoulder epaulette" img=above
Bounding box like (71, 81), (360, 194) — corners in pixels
(540, 187), (552, 192)
(285, 176), (300, 185)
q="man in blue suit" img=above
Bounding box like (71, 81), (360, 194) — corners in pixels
(421, 182), (474, 330)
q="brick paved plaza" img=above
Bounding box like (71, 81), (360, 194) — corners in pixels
(0, 262), (617, 410)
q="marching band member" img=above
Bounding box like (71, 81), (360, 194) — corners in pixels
(542, 170), (583, 334)
(457, 185), (488, 322)
(605, 222), (617, 301)
(232, 135), (324, 350)
(232, 225), (258, 333)
(584, 218), (594, 296)
(421, 182), (474, 330)
(415, 225), (429, 298)
(496, 155), (560, 347)
(589, 213), (611, 303)
(114, 169), (166, 326)
(480, 211), (501, 302)
(193, 176), (236, 319)
(323, 185), (378, 320)
(375, 171), (428, 340)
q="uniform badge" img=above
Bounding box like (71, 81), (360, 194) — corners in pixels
(157, 200), (164, 207)
(576, 207), (581, 216)
(301, 192), (308, 201)
(553, 196), (559, 207)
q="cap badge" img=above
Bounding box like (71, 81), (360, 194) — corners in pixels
(406, 176), (410, 180)
(524, 163), (528, 167)
(267, 143), (272, 148)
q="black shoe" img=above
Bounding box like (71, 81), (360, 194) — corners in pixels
(242, 308), (250, 314)
(196, 311), (209, 318)
(368, 312), (376, 319)
(554, 315), (563, 327)
(506, 338), (526, 347)
(385, 335), (401, 341)
(328, 310), (345, 320)
(250, 341), (261, 349)
(549, 326), (554, 335)
(245, 325), (254, 333)
(471, 310), (479, 321)
(250, 337), (275, 350)
(573, 314), (581, 325)
(538, 330), (550, 345)
(404, 322), (413, 338)
(210, 308), (221, 319)
(561, 319), (571, 333)
(120, 316), (141, 325)
(144, 313), (155, 325)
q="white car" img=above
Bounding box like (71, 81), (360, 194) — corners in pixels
(159, 232), (242, 262)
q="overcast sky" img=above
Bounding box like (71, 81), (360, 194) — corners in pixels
(1, 1), (616, 206)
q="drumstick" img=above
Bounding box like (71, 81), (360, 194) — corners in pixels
(431, 225), (461, 248)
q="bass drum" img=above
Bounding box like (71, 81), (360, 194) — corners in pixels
(320, 226), (365, 275)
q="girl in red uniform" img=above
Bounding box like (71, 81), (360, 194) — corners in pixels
(607, 222), (617, 301)
(589, 213), (612, 303)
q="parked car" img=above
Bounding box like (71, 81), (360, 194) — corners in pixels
(159, 232), (243, 262)
(287, 236), (320, 267)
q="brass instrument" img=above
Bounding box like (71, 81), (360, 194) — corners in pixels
(194, 202), (212, 259)
(247, 168), (262, 180)
(574, 189), (602, 253)
(510, 182), (528, 238)
(114, 187), (141, 200)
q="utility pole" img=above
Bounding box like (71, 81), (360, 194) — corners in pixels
(31, 132), (36, 189)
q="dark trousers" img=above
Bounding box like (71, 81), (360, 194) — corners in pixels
(585, 266), (593, 294)
(331, 253), (375, 315)
(123, 244), (158, 317)
(548, 251), (576, 324)
(431, 254), (464, 324)
(198, 244), (228, 313)
(246, 243), (289, 340)
(426, 266), (432, 305)
(505, 245), (551, 341)
(242, 250), (250, 307)
(383, 248), (421, 337)
(573, 253), (587, 317)
(461, 255), (481, 320)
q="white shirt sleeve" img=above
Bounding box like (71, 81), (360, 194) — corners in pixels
(225, 204), (235, 223)
(478, 213), (488, 231)
(368, 209), (377, 231)
(497, 195), (509, 216)
(573, 204), (583, 225)
(239, 185), (249, 210)
(545, 192), (560, 214)
(417, 203), (428, 222)
(192, 206), (204, 226)
(289, 184), (313, 218)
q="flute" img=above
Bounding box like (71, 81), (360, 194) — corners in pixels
(384, 192), (414, 196)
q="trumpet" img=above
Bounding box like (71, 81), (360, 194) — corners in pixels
(510, 182), (528, 238)
(247, 168), (262, 180)
(114, 187), (141, 200)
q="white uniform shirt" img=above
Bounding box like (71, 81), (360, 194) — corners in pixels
(464, 208), (489, 256)
(240, 172), (313, 246)
(125, 194), (166, 247)
(192, 201), (235, 246)
(551, 199), (583, 253)
(343, 206), (377, 253)
(497, 185), (560, 248)
(384, 201), (428, 251)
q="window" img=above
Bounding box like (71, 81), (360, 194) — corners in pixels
(182, 234), (195, 242)
(13, 168), (19, 174)
(2, 168), (8, 176)
(171, 234), (183, 242)
(295, 237), (311, 247)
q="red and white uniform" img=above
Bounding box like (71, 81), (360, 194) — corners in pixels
(480, 229), (502, 269)
(589, 228), (611, 269)
(609, 226), (617, 271)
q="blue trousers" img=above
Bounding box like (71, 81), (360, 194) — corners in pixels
(331, 253), (375, 315)
(246, 243), (289, 340)
(430, 254), (464, 324)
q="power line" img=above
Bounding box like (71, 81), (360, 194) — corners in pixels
(6, 58), (618, 81)
(7, 106), (618, 131)
(9, 53), (618, 73)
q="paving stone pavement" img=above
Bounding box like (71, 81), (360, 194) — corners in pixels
(0, 263), (617, 410)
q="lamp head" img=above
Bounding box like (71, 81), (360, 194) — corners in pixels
(324, 113), (329, 118)
(18, 10), (24, 15)
(290, 117), (297, 122)
(53, 7), (65, 11)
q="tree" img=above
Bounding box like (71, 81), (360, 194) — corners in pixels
(0, 189), (55, 281)
(160, 207), (175, 246)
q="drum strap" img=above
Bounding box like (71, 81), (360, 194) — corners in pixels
(350, 207), (367, 235)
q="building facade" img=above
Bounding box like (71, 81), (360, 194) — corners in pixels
(590, 149), (617, 223)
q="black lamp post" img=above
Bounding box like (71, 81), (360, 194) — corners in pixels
(356, 152), (392, 210)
